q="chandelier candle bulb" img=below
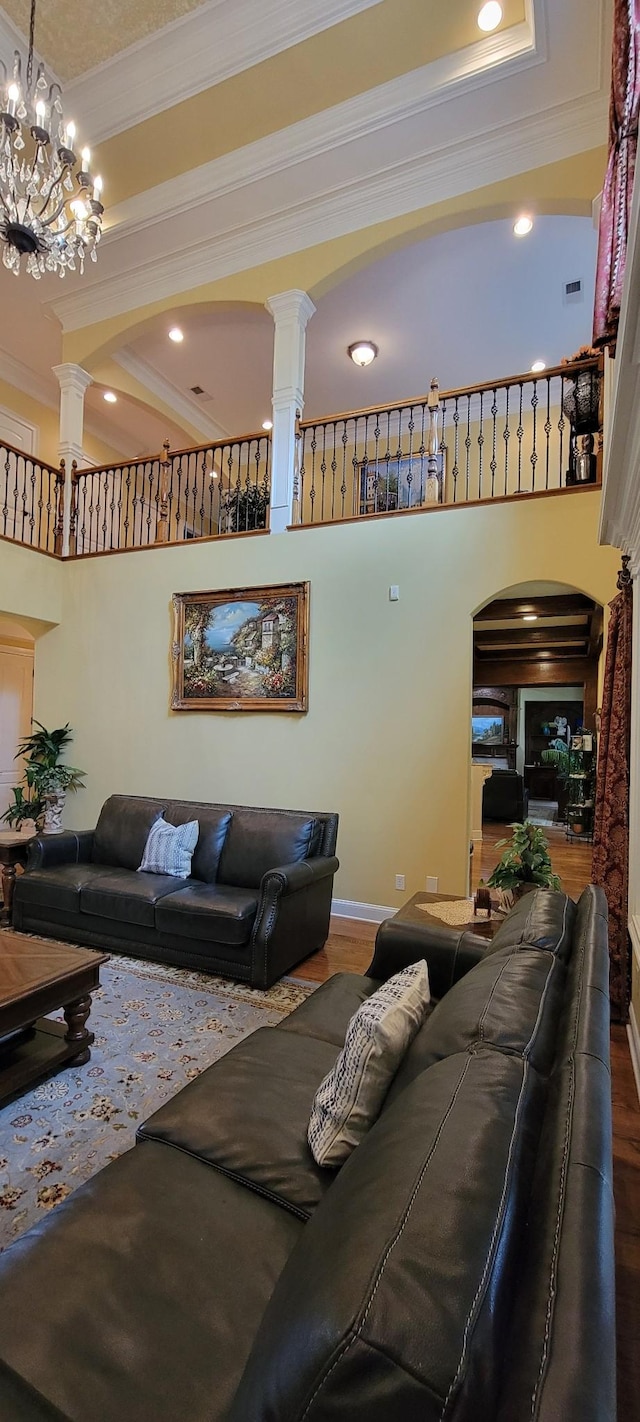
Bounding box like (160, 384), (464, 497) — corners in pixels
(0, 0), (104, 277)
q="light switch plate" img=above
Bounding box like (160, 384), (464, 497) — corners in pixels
(389, 585), (399, 601)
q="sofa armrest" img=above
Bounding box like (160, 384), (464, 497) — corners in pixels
(26, 830), (95, 872)
(259, 854), (340, 896)
(367, 916), (488, 998)
(249, 855), (339, 988)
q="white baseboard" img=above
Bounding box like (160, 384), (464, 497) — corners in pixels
(627, 1003), (640, 1106)
(331, 897), (395, 924)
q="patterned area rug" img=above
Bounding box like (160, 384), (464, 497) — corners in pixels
(0, 954), (311, 1251)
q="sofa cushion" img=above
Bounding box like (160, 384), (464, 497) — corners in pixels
(139, 816), (199, 879)
(484, 888), (576, 962)
(155, 882), (259, 945)
(92, 795), (165, 872)
(384, 946), (566, 1109)
(13, 862), (116, 916)
(80, 870), (182, 928)
(139, 1025), (340, 1217)
(308, 961), (431, 1168)
(230, 1050), (546, 1422)
(0, 1140), (302, 1422)
(279, 972), (382, 1046)
(218, 807), (318, 889)
(164, 804), (232, 883)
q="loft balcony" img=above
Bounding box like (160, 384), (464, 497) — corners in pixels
(0, 354), (603, 560)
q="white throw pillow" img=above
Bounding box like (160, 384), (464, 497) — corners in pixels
(138, 816), (199, 879)
(308, 960), (430, 1168)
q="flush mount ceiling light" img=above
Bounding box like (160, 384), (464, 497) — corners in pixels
(348, 340), (378, 368)
(0, 0), (103, 278)
(103, 390), (117, 403)
(262, 419), (273, 430)
(477, 2), (502, 31)
(168, 327), (183, 343)
(531, 360), (546, 373)
(513, 215), (534, 237)
(523, 613), (538, 621)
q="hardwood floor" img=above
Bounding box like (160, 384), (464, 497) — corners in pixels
(293, 907), (640, 1418)
(473, 821), (594, 900)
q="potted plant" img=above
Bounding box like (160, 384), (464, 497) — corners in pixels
(0, 722), (85, 835)
(484, 820), (561, 909)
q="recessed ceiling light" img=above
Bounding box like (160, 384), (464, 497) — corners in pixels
(168, 327), (184, 343)
(514, 215), (533, 237)
(262, 419), (273, 431)
(531, 360), (546, 373)
(523, 614), (538, 622)
(348, 340), (378, 368)
(477, 2), (502, 31)
(103, 391), (117, 403)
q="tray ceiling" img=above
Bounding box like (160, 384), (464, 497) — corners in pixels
(1, 0), (209, 80)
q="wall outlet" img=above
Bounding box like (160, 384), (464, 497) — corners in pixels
(395, 873), (405, 891)
(426, 876), (439, 893)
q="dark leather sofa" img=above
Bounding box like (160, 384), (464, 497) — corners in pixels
(12, 794), (339, 988)
(482, 766), (529, 821)
(0, 886), (615, 1421)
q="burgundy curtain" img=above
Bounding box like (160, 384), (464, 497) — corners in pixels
(592, 571), (633, 1020)
(593, 0), (640, 347)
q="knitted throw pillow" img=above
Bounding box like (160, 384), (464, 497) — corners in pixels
(138, 816), (199, 879)
(308, 960), (430, 1168)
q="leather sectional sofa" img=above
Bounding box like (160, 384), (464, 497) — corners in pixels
(0, 887), (615, 1421)
(12, 794), (339, 988)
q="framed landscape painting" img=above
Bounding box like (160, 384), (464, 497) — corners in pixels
(171, 582), (309, 712)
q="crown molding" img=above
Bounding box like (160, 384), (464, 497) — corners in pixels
(102, 11), (543, 242)
(65, 0), (385, 146)
(0, 348), (137, 459)
(49, 86), (608, 334)
(0, 348), (57, 411)
(113, 349), (230, 441)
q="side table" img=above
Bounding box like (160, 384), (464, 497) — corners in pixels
(0, 832), (35, 927)
(394, 891), (502, 943)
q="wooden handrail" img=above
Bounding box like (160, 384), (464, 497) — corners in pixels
(299, 355), (603, 430)
(0, 438), (62, 475)
(74, 427), (272, 481)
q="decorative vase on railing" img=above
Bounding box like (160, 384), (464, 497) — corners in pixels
(561, 361), (601, 486)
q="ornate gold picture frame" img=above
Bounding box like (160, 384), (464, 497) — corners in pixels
(171, 582), (309, 712)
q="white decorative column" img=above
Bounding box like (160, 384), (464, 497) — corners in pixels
(53, 363), (93, 555)
(265, 290), (315, 533)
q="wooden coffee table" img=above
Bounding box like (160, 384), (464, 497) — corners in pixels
(0, 932), (108, 1105)
(393, 891), (503, 943)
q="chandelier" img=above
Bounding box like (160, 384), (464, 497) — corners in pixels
(0, 0), (103, 279)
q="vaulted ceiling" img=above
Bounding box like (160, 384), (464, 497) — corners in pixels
(0, 0), (612, 459)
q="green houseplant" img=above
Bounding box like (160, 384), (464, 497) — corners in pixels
(485, 820), (561, 905)
(0, 722), (85, 834)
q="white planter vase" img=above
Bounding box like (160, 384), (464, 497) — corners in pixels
(42, 791), (66, 835)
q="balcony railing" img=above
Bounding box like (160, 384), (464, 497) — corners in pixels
(296, 357), (602, 526)
(69, 432), (272, 556)
(0, 440), (64, 554)
(0, 357), (602, 561)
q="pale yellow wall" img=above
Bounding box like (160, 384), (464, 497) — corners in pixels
(30, 488), (618, 907)
(0, 539), (63, 627)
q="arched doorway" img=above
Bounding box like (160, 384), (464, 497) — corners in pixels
(0, 616), (35, 822)
(470, 580), (604, 900)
